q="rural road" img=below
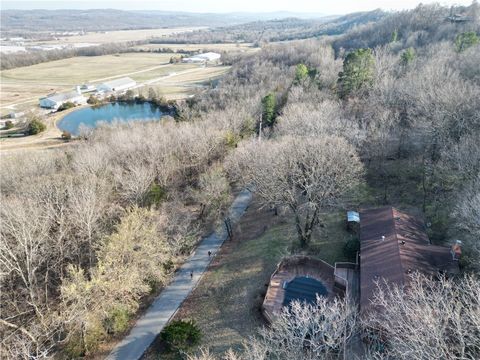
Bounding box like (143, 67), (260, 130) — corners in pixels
(106, 188), (253, 360)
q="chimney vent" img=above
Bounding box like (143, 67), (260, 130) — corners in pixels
(451, 240), (462, 261)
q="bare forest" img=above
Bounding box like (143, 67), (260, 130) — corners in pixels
(1, 2), (480, 359)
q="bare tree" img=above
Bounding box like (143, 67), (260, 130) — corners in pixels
(187, 296), (357, 360)
(228, 136), (363, 247)
(364, 273), (480, 360)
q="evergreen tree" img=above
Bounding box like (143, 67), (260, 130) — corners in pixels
(401, 47), (415, 65)
(337, 48), (375, 98)
(261, 93), (276, 126)
(294, 63), (309, 84)
(455, 31), (479, 52)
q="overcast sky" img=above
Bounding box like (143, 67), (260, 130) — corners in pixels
(2, 0), (475, 14)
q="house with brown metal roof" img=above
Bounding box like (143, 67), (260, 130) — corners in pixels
(359, 207), (460, 312)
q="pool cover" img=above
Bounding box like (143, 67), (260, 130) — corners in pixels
(283, 276), (328, 307)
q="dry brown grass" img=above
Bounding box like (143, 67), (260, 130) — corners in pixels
(32, 27), (207, 45)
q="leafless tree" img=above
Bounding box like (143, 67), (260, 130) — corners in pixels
(364, 273), (480, 360)
(228, 136), (363, 247)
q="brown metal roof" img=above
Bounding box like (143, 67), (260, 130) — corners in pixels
(359, 207), (459, 312)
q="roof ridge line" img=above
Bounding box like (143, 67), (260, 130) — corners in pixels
(390, 207), (406, 285)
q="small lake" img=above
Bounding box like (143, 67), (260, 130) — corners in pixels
(57, 102), (171, 135)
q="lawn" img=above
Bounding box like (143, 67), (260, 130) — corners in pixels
(144, 197), (353, 359)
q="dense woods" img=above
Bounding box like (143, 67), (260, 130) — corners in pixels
(1, 2), (480, 359)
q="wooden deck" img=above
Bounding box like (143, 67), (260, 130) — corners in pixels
(262, 256), (336, 322)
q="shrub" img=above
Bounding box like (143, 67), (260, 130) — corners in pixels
(27, 119), (46, 135)
(57, 101), (76, 111)
(455, 31), (479, 52)
(225, 130), (239, 148)
(160, 319), (201, 353)
(401, 47), (415, 65)
(87, 95), (101, 105)
(64, 318), (106, 357)
(343, 237), (360, 261)
(103, 307), (131, 335)
(147, 183), (166, 206)
(4, 120), (14, 130)
(61, 130), (72, 140)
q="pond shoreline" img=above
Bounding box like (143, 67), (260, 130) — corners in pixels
(57, 101), (176, 136)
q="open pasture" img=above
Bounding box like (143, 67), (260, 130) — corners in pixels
(34, 27), (207, 45)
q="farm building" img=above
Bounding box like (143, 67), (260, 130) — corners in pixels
(182, 52), (221, 63)
(96, 77), (136, 93)
(359, 207), (460, 312)
(39, 89), (86, 110)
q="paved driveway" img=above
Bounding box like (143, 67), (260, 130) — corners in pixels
(106, 189), (252, 360)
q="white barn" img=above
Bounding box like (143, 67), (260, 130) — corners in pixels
(182, 52), (221, 63)
(39, 90), (86, 110)
(97, 77), (136, 93)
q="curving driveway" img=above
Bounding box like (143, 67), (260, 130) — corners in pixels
(106, 189), (252, 360)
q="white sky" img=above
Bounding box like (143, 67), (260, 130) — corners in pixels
(2, 0), (475, 14)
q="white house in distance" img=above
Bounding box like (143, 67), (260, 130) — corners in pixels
(182, 52), (221, 63)
(96, 77), (136, 93)
(39, 88), (86, 110)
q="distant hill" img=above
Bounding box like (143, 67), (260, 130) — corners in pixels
(151, 10), (387, 44)
(0, 9), (330, 33)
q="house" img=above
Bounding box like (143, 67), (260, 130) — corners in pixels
(39, 89), (86, 110)
(359, 207), (460, 313)
(96, 77), (136, 93)
(182, 52), (221, 63)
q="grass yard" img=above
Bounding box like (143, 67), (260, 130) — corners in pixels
(144, 196), (354, 359)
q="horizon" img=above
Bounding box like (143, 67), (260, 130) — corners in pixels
(2, 0), (475, 15)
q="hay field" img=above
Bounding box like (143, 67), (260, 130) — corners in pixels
(133, 42), (257, 53)
(35, 27), (207, 45)
(0, 52), (231, 111)
(1, 53), (174, 108)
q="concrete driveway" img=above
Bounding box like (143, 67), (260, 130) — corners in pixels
(106, 188), (252, 360)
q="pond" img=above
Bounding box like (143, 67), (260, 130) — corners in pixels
(57, 102), (172, 135)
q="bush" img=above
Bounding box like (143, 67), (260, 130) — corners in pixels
(64, 318), (106, 357)
(57, 101), (76, 111)
(61, 130), (72, 140)
(27, 119), (46, 135)
(147, 183), (166, 206)
(455, 31), (479, 52)
(87, 95), (101, 105)
(343, 237), (360, 261)
(160, 319), (201, 353)
(103, 307), (131, 335)
(4, 120), (14, 130)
